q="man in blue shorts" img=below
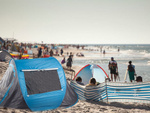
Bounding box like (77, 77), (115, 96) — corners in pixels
(108, 57), (118, 82)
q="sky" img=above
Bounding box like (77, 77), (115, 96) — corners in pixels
(0, 0), (150, 44)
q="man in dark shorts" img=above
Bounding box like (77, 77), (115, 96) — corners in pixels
(108, 57), (118, 82)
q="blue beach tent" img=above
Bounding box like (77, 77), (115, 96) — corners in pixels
(0, 57), (78, 111)
(0, 49), (13, 62)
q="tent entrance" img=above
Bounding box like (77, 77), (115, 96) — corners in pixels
(23, 69), (61, 95)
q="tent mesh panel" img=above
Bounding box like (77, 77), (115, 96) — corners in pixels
(24, 70), (61, 95)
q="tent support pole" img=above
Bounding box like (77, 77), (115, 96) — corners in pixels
(105, 78), (108, 103)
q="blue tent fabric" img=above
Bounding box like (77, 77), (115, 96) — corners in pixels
(0, 59), (29, 109)
(0, 57), (78, 111)
(0, 49), (13, 62)
(15, 57), (66, 111)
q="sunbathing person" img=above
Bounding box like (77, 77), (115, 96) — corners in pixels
(86, 78), (97, 86)
(76, 76), (84, 85)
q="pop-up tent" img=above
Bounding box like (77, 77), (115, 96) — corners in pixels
(0, 57), (78, 111)
(0, 49), (13, 62)
(73, 64), (109, 84)
(71, 64), (109, 101)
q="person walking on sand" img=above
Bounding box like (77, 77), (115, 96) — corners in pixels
(108, 57), (118, 82)
(127, 61), (136, 82)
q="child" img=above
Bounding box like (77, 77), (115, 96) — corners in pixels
(61, 57), (65, 64)
(86, 78), (97, 86)
(76, 76), (84, 85)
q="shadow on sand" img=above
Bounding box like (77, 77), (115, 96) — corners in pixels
(86, 100), (150, 110)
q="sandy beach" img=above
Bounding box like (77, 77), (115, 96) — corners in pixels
(0, 47), (150, 113)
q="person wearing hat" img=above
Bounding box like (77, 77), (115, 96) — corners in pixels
(127, 61), (136, 82)
(108, 57), (118, 82)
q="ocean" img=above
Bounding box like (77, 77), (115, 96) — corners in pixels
(72, 44), (150, 82)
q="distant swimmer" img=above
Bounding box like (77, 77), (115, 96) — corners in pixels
(118, 47), (120, 52)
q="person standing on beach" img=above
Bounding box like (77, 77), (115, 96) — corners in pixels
(69, 52), (73, 58)
(103, 50), (105, 55)
(60, 49), (63, 56)
(66, 55), (72, 69)
(127, 61), (136, 82)
(38, 47), (42, 58)
(108, 57), (118, 82)
(49, 49), (53, 57)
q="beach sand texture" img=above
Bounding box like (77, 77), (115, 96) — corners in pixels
(0, 47), (150, 113)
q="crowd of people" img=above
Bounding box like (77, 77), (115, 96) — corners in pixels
(0, 40), (143, 83)
(45, 46), (142, 84)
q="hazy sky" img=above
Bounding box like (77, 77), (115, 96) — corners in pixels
(0, 0), (150, 44)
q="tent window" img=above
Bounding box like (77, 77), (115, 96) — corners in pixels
(24, 69), (61, 95)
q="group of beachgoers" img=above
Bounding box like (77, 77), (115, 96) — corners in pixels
(108, 57), (142, 83)
(0, 40), (143, 83)
(75, 57), (142, 86)
(76, 76), (98, 86)
(37, 47), (75, 70)
(61, 52), (74, 69)
(37, 47), (64, 57)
